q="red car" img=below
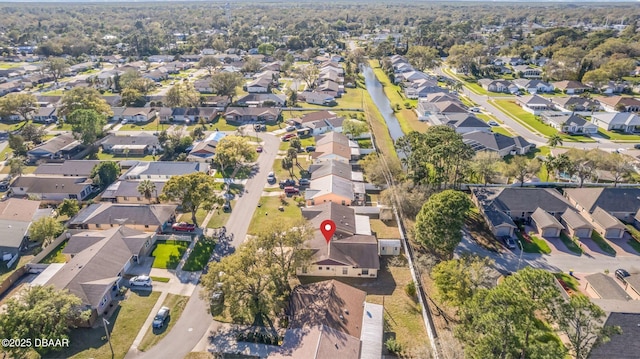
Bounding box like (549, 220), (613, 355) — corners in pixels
(172, 222), (196, 232)
(280, 133), (297, 142)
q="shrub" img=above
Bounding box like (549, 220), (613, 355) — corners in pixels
(385, 338), (403, 354)
(404, 281), (417, 299)
(404, 101), (412, 109)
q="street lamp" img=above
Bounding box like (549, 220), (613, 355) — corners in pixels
(102, 317), (114, 358)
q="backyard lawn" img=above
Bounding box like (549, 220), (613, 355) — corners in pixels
(370, 219), (401, 238)
(248, 196), (303, 235)
(118, 119), (170, 132)
(182, 238), (216, 271)
(272, 155), (311, 181)
(138, 294), (189, 352)
(60, 291), (160, 359)
(40, 241), (68, 264)
(491, 99), (558, 137)
(94, 148), (156, 161)
(151, 240), (190, 269)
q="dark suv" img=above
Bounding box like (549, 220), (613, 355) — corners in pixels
(279, 179), (296, 188)
(615, 269), (630, 282)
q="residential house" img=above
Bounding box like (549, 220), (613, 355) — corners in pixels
(235, 93), (286, 107)
(35, 95), (62, 107)
(224, 107), (281, 124)
(317, 80), (342, 98)
(540, 112), (598, 134)
(513, 65), (542, 79)
(311, 132), (360, 163)
(591, 113), (640, 133)
(563, 187), (640, 238)
(110, 107), (126, 122)
(200, 96), (230, 110)
(32, 107), (58, 123)
(300, 92), (337, 106)
(171, 108), (218, 123)
(308, 160), (364, 182)
(553, 80), (590, 94)
(187, 132), (226, 162)
(550, 96), (602, 112)
(68, 203), (177, 233)
(560, 210), (594, 239)
(530, 208), (563, 237)
(194, 78), (214, 93)
(478, 79), (518, 94)
(45, 226), (154, 322)
(305, 175), (364, 206)
(101, 180), (166, 204)
(0, 81), (24, 97)
(245, 76), (271, 93)
(600, 81), (627, 95)
(101, 134), (162, 156)
(121, 161), (209, 180)
(102, 95), (123, 107)
(121, 107), (156, 123)
(143, 69), (168, 82)
(0, 199), (46, 267)
(462, 131), (532, 157)
(398, 71), (430, 84)
(299, 202), (379, 278)
(471, 187), (573, 237)
(426, 113), (491, 134)
(512, 79), (554, 94)
(34, 160), (101, 177)
(404, 78), (445, 99)
(294, 111), (345, 136)
(517, 95), (553, 114)
(156, 107), (174, 123)
(10, 176), (94, 202)
(318, 69), (343, 84)
(27, 133), (83, 163)
(588, 313), (640, 359)
(148, 55), (175, 63)
(596, 96), (640, 113)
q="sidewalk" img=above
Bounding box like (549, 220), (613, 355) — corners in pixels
(127, 291), (168, 355)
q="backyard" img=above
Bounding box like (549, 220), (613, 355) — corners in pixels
(59, 291), (160, 359)
(40, 241), (68, 264)
(370, 218), (401, 238)
(151, 240), (190, 269)
(182, 238), (216, 271)
(138, 294), (189, 351)
(248, 196), (303, 235)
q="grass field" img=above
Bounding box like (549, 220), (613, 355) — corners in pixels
(0, 121), (26, 131)
(182, 238), (215, 271)
(40, 240), (68, 264)
(94, 149), (156, 161)
(559, 232), (583, 255)
(516, 231), (552, 254)
(370, 218), (401, 238)
(597, 129), (640, 142)
(61, 291), (160, 359)
(248, 196), (303, 235)
(589, 231), (616, 256)
(179, 209), (209, 226)
(118, 119), (170, 132)
(151, 240), (190, 269)
(206, 202), (234, 229)
(138, 294), (189, 352)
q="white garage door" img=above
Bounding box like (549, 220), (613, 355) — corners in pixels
(496, 226), (512, 237)
(543, 228), (559, 237)
(575, 228), (591, 238)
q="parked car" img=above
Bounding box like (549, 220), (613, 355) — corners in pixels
(254, 124), (266, 132)
(129, 275), (152, 287)
(615, 268), (630, 282)
(172, 222), (196, 232)
(284, 186), (299, 195)
(267, 171), (276, 184)
(298, 178), (310, 186)
(286, 125), (296, 132)
(152, 306), (170, 328)
(469, 107), (481, 113)
(281, 133), (297, 142)
(501, 236), (517, 250)
(223, 201), (232, 212)
(256, 146), (263, 153)
(121, 119), (129, 124)
(279, 179), (296, 188)
(305, 146), (316, 152)
(488, 120), (499, 126)
(634, 144), (640, 149)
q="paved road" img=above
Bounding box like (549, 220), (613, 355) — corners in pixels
(434, 67), (636, 151)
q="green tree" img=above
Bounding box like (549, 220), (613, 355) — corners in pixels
(602, 152), (633, 187)
(118, 69), (143, 90)
(406, 45), (441, 71)
(257, 43), (275, 55)
(69, 109), (107, 146)
(20, 122), (46, 143)
(547, 133), (563, 148)
(503, 156), (541, 187)
(120, 87), (145, 107)
(431, 255), (493, 308)
(59, 87), (113, 120)
(557, 294), (621, 359)
(8, 134), (27, 156)
(213, 136), (256, 173)
(0, 92), (38, 120)
(7, 157), (25, 177)
(29, 217), (64, 247)
(46, 57), (69, 83)
(0, 285), (90, 358)
(197, 55), (221, 76)
(210, 72), (244, 102)
(281, 157), (294, 178)
(191, 126), (205, 140)
(414, 190), (471, 259)
(242, 57), (262, 74)
(160, 172), (222, 226)
(90, 161), (119, 189)
(289, 137), (302, 152)
(296, 64), (319, 89)
(470, 151), (501, 185)
(165, 82), (200, 108)
(137, 179), (157, 204)
(342, 119), (369, 138)
(57, 198), (80, 218)
(581, 68), (610, 89)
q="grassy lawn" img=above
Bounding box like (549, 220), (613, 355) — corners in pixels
(559, 232), (583, 255)
(363, 82), (398, 160)
(138, 294), (189, 352)
(369, 60), (428, 133)
(61, 291), (160, 359)
(597, 129), (640, 142)
(491, 100), (558, 137)
(554, 272), (580, 292)
(588, 232), (616, 256)
(0, 255), (33, 283)
(516, 231), (552, 254)
(336, 87), (365, 109)
(272, 155), (311, 180)
(55, 123), (74, 131)
(625, 225), (640, 253)
(151, 240), (190, 269)
(476, 113), (514, 136)
(248, 196), (303, 235)
(150, 276), (170, 283)
(370, 218), (400, 238)
(94, 149), (156, 161)
(40, 240), (68, 264)
(118, 119), (170, 132)
(0, 121), (26, 131)
(182, 238), (215, 271)
(179, 208), (209, 225)
(0, 164), (37, 175)
(465, 206), (503, 253)
(206, 202), (234, 229)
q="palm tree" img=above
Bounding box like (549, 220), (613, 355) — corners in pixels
(544, 154), (556, 182)
(547, 134), (563, 148)
(137, 179), (157, 204)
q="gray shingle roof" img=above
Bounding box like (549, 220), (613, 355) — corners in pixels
(309, 160), (354, 181)
(101, 180), (166, 199)
(531, 208), (563, 229)
(0, 219), (30, 251)
(560, 210), (593, 230)
(69, 203), (177, 227)
(102, 134), (159, 147)
(473, 187), (571, 215)
(302, 202), (357, 238)
(588, 312), (640, 359)
(11, 176), (92, 194)
(564, 188), (640, 214)
(28, 133), (81, 155)
(34, 160), (101, 177)
(591, 207), (626, 230)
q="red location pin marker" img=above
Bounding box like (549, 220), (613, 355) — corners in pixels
(320, 220), (336, 244)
